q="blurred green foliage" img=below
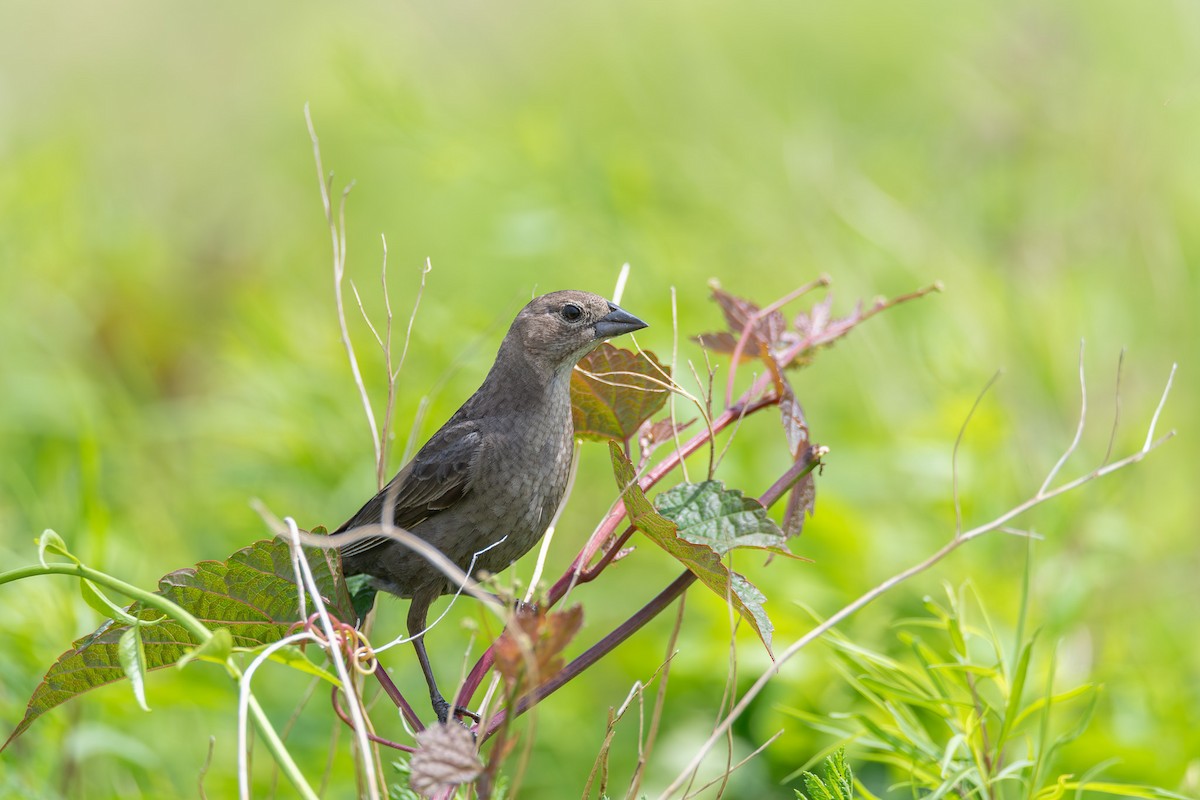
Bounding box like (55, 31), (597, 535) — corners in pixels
(1, 1), (1196, 798)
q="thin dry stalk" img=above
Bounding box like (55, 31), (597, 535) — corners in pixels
(656, 359), (1177, 799)
(626, 594), (687, 799)
(305, 105), (381, 473)
(683, 731), (784, 800)
(953, 371), (1001, 537)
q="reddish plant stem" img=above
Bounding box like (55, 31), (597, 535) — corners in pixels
(452, 393), (780, 714)
(331, 686), (417, 753)
(373, 663), (423, 731)
(477, 448), (819, 742)
(481, 570), (695, 741)
(451, 524), (639, 711)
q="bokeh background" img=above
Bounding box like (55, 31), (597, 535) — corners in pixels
(2, 2), (1197, 798)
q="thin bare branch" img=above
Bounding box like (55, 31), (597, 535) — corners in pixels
(1040, 341), (1087, 495)
(305, 105), (381, 472)
(1143, 362), (1177, 451)
(350, 280), (386, 350)
(671, 287), (691, 484)
(656, 358), (1175, 800)
(283, 518), (379, 799)
(626, 595), (686, 799)
(954, 371), (1002, 537)
(684, 731), (784, 799)
(396, 258), (431, 381)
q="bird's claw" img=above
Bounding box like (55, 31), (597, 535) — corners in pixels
(431, 694), (481, 727)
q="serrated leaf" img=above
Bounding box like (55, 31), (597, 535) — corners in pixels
(610, 443), (774, 654)
(711, 285), (788, 350)
(699, 283), (939, 373)
(571, 344), (670, 442)
(118, 626), (150, 712)
(784, 285), (940, 370)
(493, 606), (584, 696)
(3, 537), (355, 750)
(653, 481), (796, 557)
(692, 331), (766, 362)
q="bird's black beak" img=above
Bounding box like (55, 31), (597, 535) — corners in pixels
(594, 302), (648, 339)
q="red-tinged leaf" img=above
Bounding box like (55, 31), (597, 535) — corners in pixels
(782, 469), (817, 538)
(778, 378), (810, 459)
(691, 331), (767, 362)
(572, 344), (670, 442)
(493, 606), (585, 695)
(3, 537), (354, 750)
(636, 416), (696, 469)
(609, 443), (775, 655)
(710, 285), (788, 349)
(794, 294), (835, 340)
(781, 284), (941, 370)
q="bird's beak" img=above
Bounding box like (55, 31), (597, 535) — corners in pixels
(594, 303), (648, 339)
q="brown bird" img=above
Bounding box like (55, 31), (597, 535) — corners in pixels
(334, 290), (647, 722)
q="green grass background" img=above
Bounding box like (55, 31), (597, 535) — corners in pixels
(1, 2), (1197, 797)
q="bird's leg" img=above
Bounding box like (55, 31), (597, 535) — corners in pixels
(407, 589), (451, 723)
(407, 587), (481, 725)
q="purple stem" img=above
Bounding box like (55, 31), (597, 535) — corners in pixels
(331, 686), (417, 753)
(452, 395), (781, 713)
(480, 570), (695, 740)
(374, 662), (423, 731)
(477, 447), (819, 741)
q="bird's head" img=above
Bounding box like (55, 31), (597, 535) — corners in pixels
(509, 290), (648, 375)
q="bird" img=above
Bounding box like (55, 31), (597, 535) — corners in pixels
(332, 290), (647, 723)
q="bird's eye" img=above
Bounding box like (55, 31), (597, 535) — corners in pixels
(560, 303), (583, 322)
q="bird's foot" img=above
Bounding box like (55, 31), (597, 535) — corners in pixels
(453, 706), (482, 723)
(431, 693), (481, 726)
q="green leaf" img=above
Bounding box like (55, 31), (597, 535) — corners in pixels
(81, 579), (164, 628)
(4, 537), (355, 750)
(263, 644), (341, 685)
(572, 344), (670, 442)
(797, 748), (855, 800)
(995, 633), (1036, 751)
(609, 443), (774, 655)
(346, 573), (379, 622)
(177, 628), (233, 670)
(654, 480), (797, 557)
(118, 626), (150, 712)
(37, 529), (78, 567)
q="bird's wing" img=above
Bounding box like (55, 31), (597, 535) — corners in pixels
(336, 422), (483, 558)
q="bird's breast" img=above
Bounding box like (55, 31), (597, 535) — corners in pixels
(465, 400), (574, 571)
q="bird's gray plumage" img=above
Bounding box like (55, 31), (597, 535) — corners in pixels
(332, 289), (647, 722)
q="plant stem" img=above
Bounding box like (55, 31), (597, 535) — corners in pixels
(452, 394), (784, 714)
(480, 570), (696, 741)
(475, 447), (821, 741)
(2, 562), (320, 800)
